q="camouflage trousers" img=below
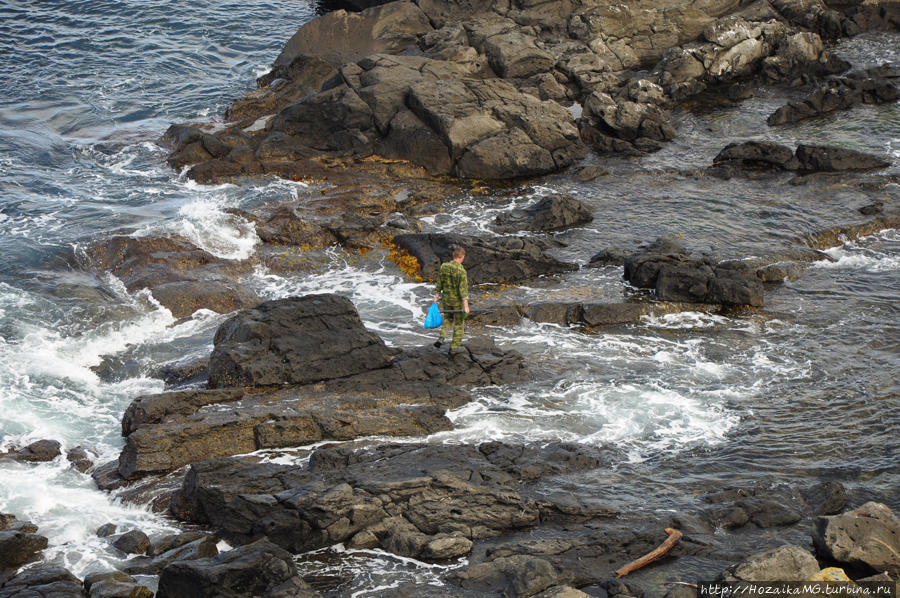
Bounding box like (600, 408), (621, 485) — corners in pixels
(440, 301), (466, 349)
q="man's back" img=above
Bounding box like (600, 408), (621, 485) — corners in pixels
(439, 260), (468, 304)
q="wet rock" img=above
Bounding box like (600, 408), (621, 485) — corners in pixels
(83, 571), (152, 598)
(168, 441), (610, 561)
(802, 481), (848, 516)
(111, 530), (151, 556)
(812, 502), (900, 576)
(534, 587), (594, 598)
(85, 235), (258, 318)
(0, 517), (48, 571)
(0, 566), (85, 598)
(624, 237), (764, 307)
(207, 294), (398, 388)
(720, 545), (820, 581)
(123, 534), (219, 576)
(155, 357), (208, 389)
(795, 144), (891, 172)
(587, 247), (633, 267)
(702, 485), (804, 529)
(156, 538), (318, 598)
(768, 66), (900, 126)
(122, 389), (245, 436)
(7, 439), (61, 463)
(492, 195), (593, 233)
(392, 232), (578, 284)
(96, 524), (117, 538)
(66, 446), (94, 473)
(524, 301), (722, 327)
(713, 140), (798, 170)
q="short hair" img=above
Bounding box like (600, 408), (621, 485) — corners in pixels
(451, 245), (466, 259)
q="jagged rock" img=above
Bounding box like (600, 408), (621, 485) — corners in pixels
(813, 502), (900, 576)
(453, 555), (564, 597)
(392, 232), (578, 284)
(702, 485), (805, 529)
(0, 566), (85, 598)
(207, 295), (398, 388)
(156, 539), (318, 598)
(802, 481), (848, 516)
(111, 530), (151, 556)
(95, 524), (117, 538)
(624, 237), (764, 306)
(720, 545), (820, 581)
(492, 195), (593, 233)
(168, 442), (612, 561)
(713, 140), (797, 169)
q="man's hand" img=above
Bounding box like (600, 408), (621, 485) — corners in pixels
(463, 299), (470, 314)
(434, 294), (440, 303)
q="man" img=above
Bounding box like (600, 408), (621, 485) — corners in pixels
(433, 245), (469, 353)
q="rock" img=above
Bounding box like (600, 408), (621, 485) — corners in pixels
(812, 502), (900, 576)
(123, 535), (219, 576)
(492, 195), (593, 233)
(703, 485), (804, 529)
(96, 524), (117, 538)
(8, 439), (61, 463)
(0, 566), (85, 598)
(66, 446), (94, 473)
(208, 294), (398, 388)
(0, 525), (48, 570)
(0, 516), (37, 534)
(795, 144), (891, 172)
(721, 545), (820, 581)
(768, 66), (900, 126)
(534, 587), (594, 598)
(713, 141), (797, 170)
(111, 530), (151, 556)
(802, 481), (848, 516)
(168, 442), (610, 560)
(155, 538), (318, 598)
(392, 232), (578, 284)
(624, 237), (764, 307)
(121, 389), (244, 436)
(587, 247), (633, 267)
(83, 571), (152, 598)
(85, 235), (258, 319)
(453, 555), (563, 597)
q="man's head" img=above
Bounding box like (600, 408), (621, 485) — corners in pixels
(451, 245), (465, 262)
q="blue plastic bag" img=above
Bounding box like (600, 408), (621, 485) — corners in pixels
(423, 302), (443, 329)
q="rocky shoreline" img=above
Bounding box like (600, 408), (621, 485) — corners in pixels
(2, 0), (899, 595)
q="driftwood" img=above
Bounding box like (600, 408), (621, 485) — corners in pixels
(614, 528), (683, 578)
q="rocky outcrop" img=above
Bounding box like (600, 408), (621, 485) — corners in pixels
(109, 295), (525, 480)
(207, 294), (398, 388)
(169, 442), (615, 560)
(83, 572), (152, 598)
(492, 195), (593, 233)
(122, 533), (219, 576)
(85, 235), (259, 318)
(0, 566), (85, 598)
(156, 539), (320, 598)
(813, 502), (900, 576)
(624, 236), (764, 307)
(392, 232), (578, 283)
(768, 65), (900, 125)
(0, 516), (48, 572)
(164, 0), (895, 182)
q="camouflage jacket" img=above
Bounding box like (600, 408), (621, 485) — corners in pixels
(436, 260), (468, 304)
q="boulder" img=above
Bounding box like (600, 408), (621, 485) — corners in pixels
(0, 527), (48, 571)
(207, 294), (398, 388)
(66, 446), (94, 473)
(493, 195), (593, 233)
(0, 566), (85, 598)
(7, 439), (61, 463)
(111, 530), (151, 556)
(624, 237), (764, 307)
(83, 571), (152, 598)
(721, 545), (820, 581)
(812, 502), (900, 576)
(392, 233), (578, 284)
(453, 555), (563, 597)
(155, 539), (318, 598)
(702, 485), (804, 529)
(123, 535), (219, 576)
(713, 140), (797, 170)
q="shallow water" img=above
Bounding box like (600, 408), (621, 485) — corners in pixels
(0, 2), (898, 593)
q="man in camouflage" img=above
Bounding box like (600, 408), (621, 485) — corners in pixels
(433, 245), (469, 353)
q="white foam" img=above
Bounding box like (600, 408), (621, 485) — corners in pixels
(814, 229), (900, 272)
